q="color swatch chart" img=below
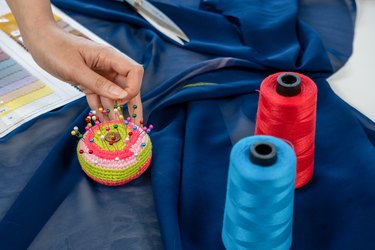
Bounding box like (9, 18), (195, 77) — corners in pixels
(0, 4), (84, 137)
(0, 48), (53, 116)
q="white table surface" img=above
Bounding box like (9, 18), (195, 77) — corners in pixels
(328, 0), (375, 122)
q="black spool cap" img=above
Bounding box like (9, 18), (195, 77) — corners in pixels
(249, 141), (277, 166)
(276, 73), (301, 97)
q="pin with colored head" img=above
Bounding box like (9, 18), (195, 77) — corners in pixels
(146, 124), (154, 134)
(102, 108), (110, 118)
(71, 126), (80, 138)
(100, 134), (110, 150)
(114, 124), (120, 133)
(114, 104), (121, 120)
(98, 107), (104, 124)
(132, 104), (137, 123)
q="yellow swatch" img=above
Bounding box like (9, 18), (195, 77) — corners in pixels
(0, 13), (18, 37)
(0, 13), (60, 36)
(0, 85), (53, 118)
(0, 80), (45, 103)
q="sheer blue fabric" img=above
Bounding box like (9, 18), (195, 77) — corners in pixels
(1, 0), (374, 249)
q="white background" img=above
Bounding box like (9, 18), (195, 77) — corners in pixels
(329, 0), (375, 121)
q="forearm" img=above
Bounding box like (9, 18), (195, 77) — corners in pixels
(5, 0), (56, 49)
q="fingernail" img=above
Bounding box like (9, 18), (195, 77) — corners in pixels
(118, 90), (128, 99)
(110, 87), (128, 99)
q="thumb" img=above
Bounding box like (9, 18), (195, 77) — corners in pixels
(75, 66), (128, 100)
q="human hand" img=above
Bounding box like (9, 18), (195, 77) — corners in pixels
(26, 25), (144, 122)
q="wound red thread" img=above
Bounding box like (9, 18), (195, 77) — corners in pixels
(255, 72), (317, 188)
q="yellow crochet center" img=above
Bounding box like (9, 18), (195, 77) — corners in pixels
(93, 123), (129, 151)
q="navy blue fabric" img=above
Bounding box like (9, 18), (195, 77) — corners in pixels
(1, 0), (374, 249)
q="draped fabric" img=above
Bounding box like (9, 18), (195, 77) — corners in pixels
(1, 0), (375, 249)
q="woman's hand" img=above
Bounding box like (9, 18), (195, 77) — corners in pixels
(6, 0), (144, 122)
(28, 26), (144, 122)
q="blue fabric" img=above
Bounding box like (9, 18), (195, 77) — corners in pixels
(1, 0), (374, 249)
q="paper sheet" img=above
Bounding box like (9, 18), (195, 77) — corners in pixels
(0, 1), (111, 138)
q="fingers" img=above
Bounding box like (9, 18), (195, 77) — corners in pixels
(87, 46), (143, 101)
(106, 48), (144, 100)
(127, 94), (143, 125)
(123, 65), (143, 100)
(111, 74), (128, 105)
(75, 65), (128, 100)
(86, 91), (143, 125)
(75, 45), (145, 122)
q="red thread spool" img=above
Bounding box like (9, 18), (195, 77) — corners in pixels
(255, 72), (317, 188)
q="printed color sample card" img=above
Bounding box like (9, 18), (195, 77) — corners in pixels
(0, 2), (86, 137)
(0, 50), (53, 119)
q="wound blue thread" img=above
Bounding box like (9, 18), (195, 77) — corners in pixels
(222, 135), (296, 250)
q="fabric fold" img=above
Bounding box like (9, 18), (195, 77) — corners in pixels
(2, 1), (374, 250)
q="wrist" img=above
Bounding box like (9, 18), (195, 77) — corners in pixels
(23, 22), (62, 55)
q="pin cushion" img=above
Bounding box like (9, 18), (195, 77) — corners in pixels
(71, 107), (153, 186)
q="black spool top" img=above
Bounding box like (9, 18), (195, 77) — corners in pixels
(249, 141), (277, 166)
(276, 73), (301, 97)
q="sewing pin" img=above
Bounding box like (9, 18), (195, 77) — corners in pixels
(132, 104), (137, 123)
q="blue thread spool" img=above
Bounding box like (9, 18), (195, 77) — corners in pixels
(222, 135), (296, 250)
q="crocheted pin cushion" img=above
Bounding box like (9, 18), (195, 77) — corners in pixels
(71, 106), (153, 186)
